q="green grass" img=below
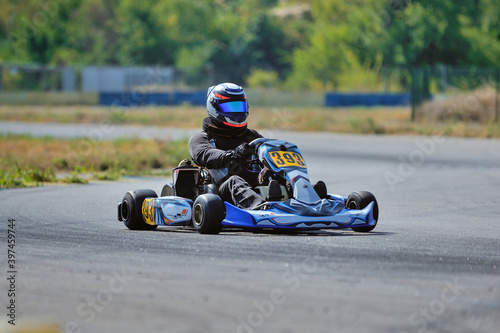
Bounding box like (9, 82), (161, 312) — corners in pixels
(486, 121), (500, 138)
(1, 104), (499, 188)
(0, 164), (56, 188)
(0, 134), (189, 188)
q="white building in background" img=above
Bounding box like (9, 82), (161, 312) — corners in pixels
(81, 66), (175, 93)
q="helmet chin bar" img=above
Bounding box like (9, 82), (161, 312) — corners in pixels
(223, 115), (247, 127)
(223, 120), (247, 128)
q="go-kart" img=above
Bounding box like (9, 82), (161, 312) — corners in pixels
(117, 138), (378, 234)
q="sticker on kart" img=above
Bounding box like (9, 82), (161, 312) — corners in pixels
(268, 151), (306, 168)
(142, 197), (192, 226)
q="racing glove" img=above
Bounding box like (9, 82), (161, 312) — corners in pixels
(222, 143), (253, 167)
(231, 143), (253, 161)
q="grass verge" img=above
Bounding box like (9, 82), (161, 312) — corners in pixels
(1, 105), (499, 188)
(1, 105), (498, 137)
(0, 134), (189, 188)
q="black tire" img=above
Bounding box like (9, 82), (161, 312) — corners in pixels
(121, 189), (158, 230)
(346, 191), (378, 232)
(161, 183), (175, 197)
(192, 194), (225, 234)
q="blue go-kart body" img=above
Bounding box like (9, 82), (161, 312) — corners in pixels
(223, 196), (376, 230)
(117, 138), (378, 233)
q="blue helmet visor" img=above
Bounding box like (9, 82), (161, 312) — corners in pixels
(224, 112), (248, 124)
(219, 101), (248, 113)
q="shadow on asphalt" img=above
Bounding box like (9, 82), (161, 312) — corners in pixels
(150, 227), (395, 237)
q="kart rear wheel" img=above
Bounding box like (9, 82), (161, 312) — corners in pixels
(192, 194), (225, 234)
(161, 183), (174, 197)
(121, 189), (158, 231)
(346, 191), (378, 232)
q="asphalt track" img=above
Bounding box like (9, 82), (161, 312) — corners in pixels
(1, 125), (499, 333)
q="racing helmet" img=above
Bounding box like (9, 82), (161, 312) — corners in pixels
(207, 83), (249, 128)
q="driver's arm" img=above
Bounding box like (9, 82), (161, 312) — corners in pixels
(189, 133), (230, 169)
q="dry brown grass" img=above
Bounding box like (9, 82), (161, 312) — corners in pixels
(417, 87), (499, 123)
(0, 105), (208, 127)
(253, 107), (412, 134)
(1, 135), (188, 172)
(0, 105), (411, 133)
(0, 135), (189, 187)
(1, 104), (499, 138)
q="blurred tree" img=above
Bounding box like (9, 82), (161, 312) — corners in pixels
(115, 0), (174, 65)
(287, 0), (500, 89)
(156, 0), (217, 82)
(383, 0), (500, 67)
(52, 0), (119, 65)
(0, 0), (497, 88)
(286, 0), (384, 89)
(246, 13), (296, 77)
(2, 0), (56, 63)
(246, 68), (280, 88)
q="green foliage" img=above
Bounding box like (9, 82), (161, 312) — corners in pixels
(287, 23), (356, 90)
(116, 0), (175, 65)
(381, 0), (500, 67)
(486, 120), (500, 138)
(0, 0), (498, 88)
(0, 164), (56, 188)
(246, 68), (280, 88)
(0, 133), (190, 188)
(64, 166), (89, 184)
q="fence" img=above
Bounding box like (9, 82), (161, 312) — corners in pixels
(0, 63), (414, 107)
(411, 66), (500, 122)
(1, 63), (499, 119)
(0, 63), (223, 93)
(325, 93), (410, 107)
(0, 64), (76, 92)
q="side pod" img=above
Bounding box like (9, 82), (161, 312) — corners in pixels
(142, 196), (193, 226)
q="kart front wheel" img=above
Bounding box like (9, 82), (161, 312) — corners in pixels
(121, 189), (158, 231)
(346, 191), (378, 232)
(192, 194), (225, 234)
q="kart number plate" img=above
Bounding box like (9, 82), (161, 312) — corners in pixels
(269, 151), (306, 168)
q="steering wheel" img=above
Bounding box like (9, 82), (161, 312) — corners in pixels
(240, 151), (261, 175)
(238, 138), (272, 175)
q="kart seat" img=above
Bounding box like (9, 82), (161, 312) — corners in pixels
(172, 164), (201, 200)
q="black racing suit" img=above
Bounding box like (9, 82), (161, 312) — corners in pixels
(189, 118), (266, 209)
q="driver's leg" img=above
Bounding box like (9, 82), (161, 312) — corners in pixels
(219, 175), (265, 209)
